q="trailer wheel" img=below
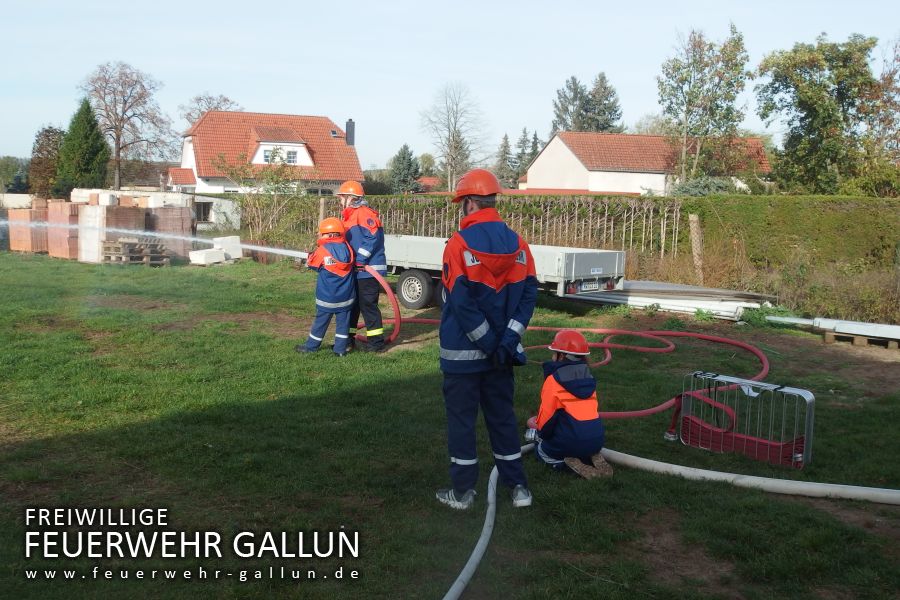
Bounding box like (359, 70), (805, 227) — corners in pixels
(397, 269), (433, 309)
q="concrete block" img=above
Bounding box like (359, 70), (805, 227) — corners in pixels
(212, 235), (242, 260)
(189, 248), (227, 265)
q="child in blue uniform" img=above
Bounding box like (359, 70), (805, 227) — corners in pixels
(527, 330), (613, 478)
(296, 218), (356, 356)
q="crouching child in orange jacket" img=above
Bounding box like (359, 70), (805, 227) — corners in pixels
(526, 330), (613, 478)
(295, 218), (356, 357)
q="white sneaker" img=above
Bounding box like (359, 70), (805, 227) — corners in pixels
(436, 488), (476, 510)
(511, 484), (532, 508)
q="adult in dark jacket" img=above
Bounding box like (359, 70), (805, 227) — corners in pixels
(435, 169), (538, 510)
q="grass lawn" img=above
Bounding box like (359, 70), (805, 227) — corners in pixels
(1, 252), (898, 599)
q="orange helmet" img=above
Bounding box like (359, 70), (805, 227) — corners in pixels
(318, 217), (344, 237)
(337, 180), (364, 197)
(452, 168), (501, 203)
(548, 330), (590, 356)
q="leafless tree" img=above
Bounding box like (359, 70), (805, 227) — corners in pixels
(420, 83), (485, 191)
(179, 93), (243, 127)
(81, 62), (174, 190)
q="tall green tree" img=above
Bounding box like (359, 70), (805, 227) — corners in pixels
(28, 126), (66, 199)
(529, 132), (543, 164)
(55, 98), (110, 197)
(584, 73), (624, 132)
(514, 128), (530, 179)
(658, 23), (750, 181)
(493, 134), (516, 188)
(757, 34), (880, 193)
(551, 76), (589, 135)
(389, 144), (421, 193)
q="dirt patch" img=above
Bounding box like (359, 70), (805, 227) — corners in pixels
(624, 507), (741, 598)
(153, 312), (313, 339)
(785, 497), (900, 560)
(87, 294), (188, 312)
(16, 315), (80, 332)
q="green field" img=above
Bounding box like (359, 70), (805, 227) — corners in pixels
(1, 253), (898, 599)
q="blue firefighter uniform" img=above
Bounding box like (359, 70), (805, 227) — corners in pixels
(439, 207), (538, 493)
(535, 359), (605, 468)
(302, 237), (356, 355)
(342, 201), (387, 349)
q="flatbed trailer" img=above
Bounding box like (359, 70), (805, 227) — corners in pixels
(383, 234), (625, 309)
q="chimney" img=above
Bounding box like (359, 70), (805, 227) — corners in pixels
(345, 119), (355, 146)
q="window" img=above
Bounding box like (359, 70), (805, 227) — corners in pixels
(195, 202), (212, 223)
(263, 150), (272, 163)
(286, 150), (297, 165)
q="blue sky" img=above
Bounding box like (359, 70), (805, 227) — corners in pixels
(3, 1), (898, 169)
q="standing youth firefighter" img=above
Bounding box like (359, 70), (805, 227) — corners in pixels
(296, 218), (355, 356)
(436, 168), (538, 510)
(338, 181), (387, 352)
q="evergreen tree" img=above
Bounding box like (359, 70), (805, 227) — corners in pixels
(529, 132), (543, 164)
(514, 128), (530, 179)
(55, 98), (110, 197)
(389, 144), (421, 193)
(493, 134), (517, 188)
(551, 76), (589, 135)
(584, 72), (624, 132)
(440, 130), (471, 190)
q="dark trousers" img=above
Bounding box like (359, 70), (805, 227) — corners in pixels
(443, 368), (527, 492)
(304, 309), (352, 354)
(350, 277), (384, 347)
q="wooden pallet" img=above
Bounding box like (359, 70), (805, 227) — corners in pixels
(823, 331), (899, 350)
(103, 237), (172, 267)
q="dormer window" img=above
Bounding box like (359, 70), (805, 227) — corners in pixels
(263, 150), (273, 163)
(286, 151), (297, 165)
(330, 130), (338, 138)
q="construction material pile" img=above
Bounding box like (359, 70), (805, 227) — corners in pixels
(8, 208), (48, 253)
(78, 206), (147, 263)
(47, 201), (80, 259)
(146, 207), (193, 258)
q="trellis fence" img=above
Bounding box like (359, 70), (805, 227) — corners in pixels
(292, 195), (684, 257)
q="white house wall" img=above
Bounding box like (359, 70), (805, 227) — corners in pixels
(587, 171), (667, 195)
(181, 138), (196, 170)
(525, 137), (589, 190)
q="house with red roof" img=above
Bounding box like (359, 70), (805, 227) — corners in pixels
(521, 132), (770, 195)
(168, 111), (363, 195)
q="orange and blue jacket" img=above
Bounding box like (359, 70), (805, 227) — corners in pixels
(536, 359), (605, 456)
(307, 238), (356, 313)
(341, 202), (386, 280)
(439, 208), (538, 374)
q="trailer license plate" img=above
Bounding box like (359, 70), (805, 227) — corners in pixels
(581, 281), (599, 291)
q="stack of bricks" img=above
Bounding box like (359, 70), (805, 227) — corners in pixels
(146, 207), (193, 258)
(78, 206), (147, 263)
(47, 201), (80, 259)
(8, 208), (48, 253)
